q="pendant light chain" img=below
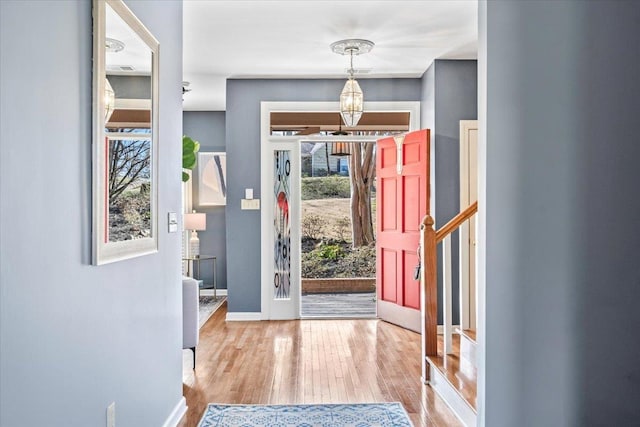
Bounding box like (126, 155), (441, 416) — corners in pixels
(349, 48), (355, 78)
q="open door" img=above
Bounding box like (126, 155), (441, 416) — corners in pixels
(460, 120), (478, 333)
(376, 129), (430, 332)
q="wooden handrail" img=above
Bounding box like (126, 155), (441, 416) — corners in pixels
(435, 201), (478, 243)
(420, 214), (438, 380)
(420, 201), (478, 380)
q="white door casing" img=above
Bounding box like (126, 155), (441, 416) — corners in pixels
(260, 101), (420, 320)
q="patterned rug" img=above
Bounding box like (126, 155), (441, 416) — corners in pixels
(199, 296), (226, 328)
(197, 403), (412, 427)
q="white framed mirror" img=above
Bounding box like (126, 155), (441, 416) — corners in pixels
(92, 0), (159, 265)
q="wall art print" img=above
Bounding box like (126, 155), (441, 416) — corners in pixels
(198, 152), (227, 206)
(274, 150), (291, 299)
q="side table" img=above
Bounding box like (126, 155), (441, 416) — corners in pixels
(182, 255), (217, 300)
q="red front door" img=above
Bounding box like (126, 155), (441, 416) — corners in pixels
(376, 129), (430, 332)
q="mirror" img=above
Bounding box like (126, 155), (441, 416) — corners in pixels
(92, 0), (159, 264)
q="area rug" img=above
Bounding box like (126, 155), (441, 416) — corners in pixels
(199, 296), (226, 328)
(197, 403), (412, 427)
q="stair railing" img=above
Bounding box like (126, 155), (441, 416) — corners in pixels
(420, 201), (477, 380)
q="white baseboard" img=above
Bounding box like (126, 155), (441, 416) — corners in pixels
(429, 364), (476, 427)
(162, 396), (187, 427)
(226, 312), (262, 321)
(200, 288), (227, 297)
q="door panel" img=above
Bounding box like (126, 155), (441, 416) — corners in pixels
(382, 249), (397, 302)
(377, 129), (430, 332)
(403, 249), (420, 309)
(403, 176), (421, 232)
(381, 178), (398, 231)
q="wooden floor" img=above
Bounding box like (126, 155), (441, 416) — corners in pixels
(178, 302), (461, 427)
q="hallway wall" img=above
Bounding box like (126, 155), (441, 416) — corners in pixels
(482, 1), (640, 425)
(0, 1), (184, 426)
(421, 59), (478, 324)
(225, 78), (422, 313)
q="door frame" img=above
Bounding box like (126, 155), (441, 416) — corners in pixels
(459, 120), (478, 331)
(260, 101), (420, 320)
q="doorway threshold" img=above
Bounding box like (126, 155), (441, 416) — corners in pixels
(301, 292), (376, 318)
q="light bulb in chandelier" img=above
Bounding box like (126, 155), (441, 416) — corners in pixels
(104, 78), (115, 122)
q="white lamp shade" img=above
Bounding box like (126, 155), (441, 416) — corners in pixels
(340, 78), (363, 127)
(184, 212), (206, 231)
(331, 142), (352, 156)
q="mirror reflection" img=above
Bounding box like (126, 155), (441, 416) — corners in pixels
(105, 3), (153, 243)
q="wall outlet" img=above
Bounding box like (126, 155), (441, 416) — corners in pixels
(107, 402), (115, 427)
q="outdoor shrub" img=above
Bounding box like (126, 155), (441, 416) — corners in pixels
(301, 214), (324, 239)
(301, 244), (375, 278)
(333, 216), (351, 242)
(315, 244), (345, 260)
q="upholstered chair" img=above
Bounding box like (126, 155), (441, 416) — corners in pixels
(182, 276), (199, 369)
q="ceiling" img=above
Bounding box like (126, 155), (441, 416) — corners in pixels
(182, 1), (478, 111)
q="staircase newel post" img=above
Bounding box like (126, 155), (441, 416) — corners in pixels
(420, 214), (437, 382)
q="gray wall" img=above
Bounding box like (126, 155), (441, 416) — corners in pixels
(483, 1), (640, 425)
(421, 60), (478, 324)
(108, 75), (151, 99)
(183, 111), (227, 289)
(226, 78), (421, 312)
(0, 1), (184, 426)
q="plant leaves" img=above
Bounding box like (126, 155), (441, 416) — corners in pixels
(182, 135), (201, 181)
(182, 136), (195, 155)
(183, 152), (196, 169)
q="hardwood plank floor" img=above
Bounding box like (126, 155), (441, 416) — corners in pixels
(178, 302), (462, 427)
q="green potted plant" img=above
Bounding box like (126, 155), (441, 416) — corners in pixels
(182, 135), (200, 182)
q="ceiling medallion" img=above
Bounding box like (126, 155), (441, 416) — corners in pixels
(105, 37), (125, 53)
(330, 39), (375, 56)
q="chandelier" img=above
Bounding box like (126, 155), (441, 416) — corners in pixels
(330, 39), (374, 128)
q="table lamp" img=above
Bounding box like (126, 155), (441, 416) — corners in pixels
(183, 210), (206, 257)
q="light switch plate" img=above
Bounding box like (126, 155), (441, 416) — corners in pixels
(168, 212), (178, 232)
(241, 199), (260, 210)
